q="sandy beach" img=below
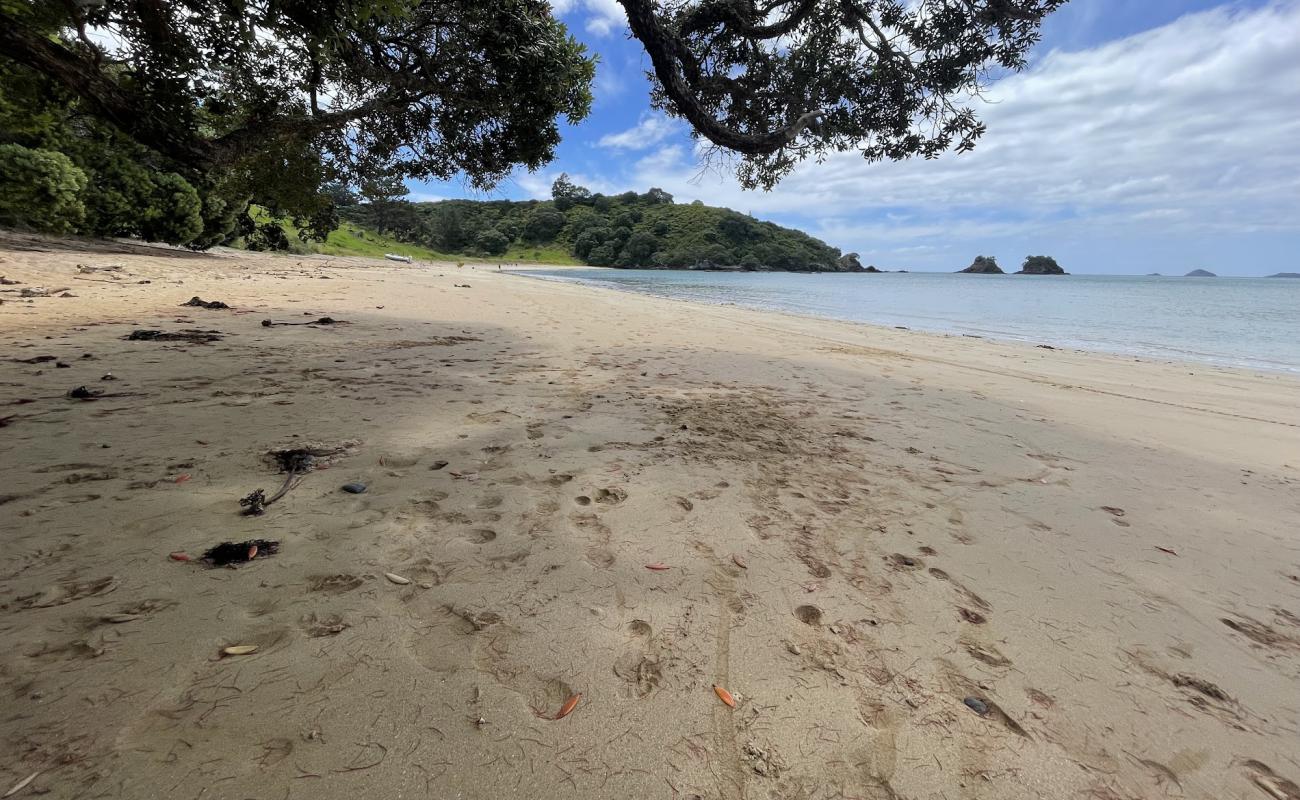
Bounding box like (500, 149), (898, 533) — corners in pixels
(1, 233), (1298, 800)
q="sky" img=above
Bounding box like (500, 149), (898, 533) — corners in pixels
(408, 1), (1300, 276)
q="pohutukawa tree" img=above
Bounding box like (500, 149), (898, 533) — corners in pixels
(617, 0), (1067, 187)
(0, 0), (1063, 240)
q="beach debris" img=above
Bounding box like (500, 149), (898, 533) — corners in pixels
(174, 473), (192, 484)
(430, 460), (449, 470)
(67, 386), (104, 400)
(732, 554), (748, 569)
(553, 693), (581, 720)
(1101, 506), (1126, 517)
(958, 607), (987, 624)
(102, 613), (141, 624)
(0, 276), (19, 285)
(55, 361), (70, 368)
(963, 696), (990, 716)
(384, 572), (411, 585)
(15, 355), (55, 364)
(384, 253), (412, 263)
(101, 372), (117, 380)
(645, 563), (670, 571)
(169, 552), (191, 562)
(1155, 546), (1179, 556)
(341, 482), (367, 494)
(17, 286), (70, 297)
(181, 296), (230, 309)
(221, 645), (258, 656)
(454, 283), (471, 288)
(241, 441), (358, 516)
(1036, 344), (1057, 350)
(3, 771), (39, 798)
(202, 538), (278, 566)
(125, 328), (223, 343)
(261, 316), (344, 327)
(714, 685), (737, 708)
(77, 263), (124, 274)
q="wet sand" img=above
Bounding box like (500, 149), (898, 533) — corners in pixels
(1, 233), (1298, 800)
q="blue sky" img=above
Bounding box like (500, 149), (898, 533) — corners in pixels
(409, 1), (1300, 275)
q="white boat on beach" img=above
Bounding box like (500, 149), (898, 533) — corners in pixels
(383, 253), (412, 263)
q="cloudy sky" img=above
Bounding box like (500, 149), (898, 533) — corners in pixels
(410, 1), (1300, 275)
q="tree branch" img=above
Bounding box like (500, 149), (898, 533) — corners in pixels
(0, 10), (212, 166)
(618, 0), (822, 155)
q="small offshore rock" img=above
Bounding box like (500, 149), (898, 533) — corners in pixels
(963, 696), (990, 716)
(341, 482), (367, 494)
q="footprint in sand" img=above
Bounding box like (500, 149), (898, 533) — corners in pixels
(613, 620), (663, 698)
(464, 528), (497, 544)
(593, 487), (627, 505)
(306, 574), (364, 594)
(794, 605), (824, 626)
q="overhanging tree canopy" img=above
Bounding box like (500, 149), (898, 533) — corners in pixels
(0, 0), (1063, 227)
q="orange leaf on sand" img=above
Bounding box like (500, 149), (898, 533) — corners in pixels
(554, 693), (581, 720)
(247, 545), (258, 560)
(645, 563), (670, 571)
(732, 554), (748, 569)
(169, 552), (191, 562)
(714, 685), (736, 707)
(175, 474), (192, 484)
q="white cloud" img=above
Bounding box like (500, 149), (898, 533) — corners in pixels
(598, 114), (682, 150)
(551, 0), (626, 36)
(588, 2), (1300, 269)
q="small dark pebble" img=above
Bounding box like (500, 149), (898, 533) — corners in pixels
(341, 483), (367, 494)
(963, 697), (990, 716)
(56, 362), (70, 368)
(430, 460), (449, 471)
(67, 386), (102, 400)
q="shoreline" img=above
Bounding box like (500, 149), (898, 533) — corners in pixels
(511, 266), (1300, 376)
(2, 241), (1297, 799)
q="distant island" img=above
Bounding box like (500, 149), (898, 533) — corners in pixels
(1017, 255), (1068, 275)
(957, 254), (1067, 275)
(1267, 272), (1300, 278)
(1184, 269), (1217, 277)
(958, 255), (1003, 274)
(1146, 272), (1162, 277)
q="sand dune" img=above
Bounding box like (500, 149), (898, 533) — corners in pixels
(1, 234), (1298, 799)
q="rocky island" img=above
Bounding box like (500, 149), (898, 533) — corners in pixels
(1267, 272), (1300, 278)
(958, 255), (1004, 274)
(1184, 269), (1217, 277)
(1017, 255), (1068, 275)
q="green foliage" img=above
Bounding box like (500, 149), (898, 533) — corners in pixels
(523, 208), (567, 243)
(551, 172), (592, 211)
(475, 228), (510, 255)
(338, 176), (839, 269)
(0, 143), (87, 233)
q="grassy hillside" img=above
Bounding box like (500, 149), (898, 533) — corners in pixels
(336, 187), (844, 271)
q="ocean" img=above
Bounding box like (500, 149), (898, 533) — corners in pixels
(516, 269), (1300, 374)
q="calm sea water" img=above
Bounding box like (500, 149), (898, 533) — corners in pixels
(517, 269), (1300, 374)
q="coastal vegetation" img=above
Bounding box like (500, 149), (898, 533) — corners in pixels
(336, 176), (844, 271)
